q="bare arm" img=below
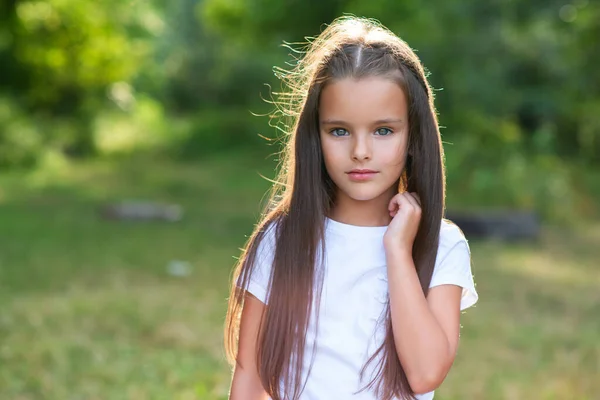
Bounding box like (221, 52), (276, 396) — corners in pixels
(386, 250), (463, 394)
(229, 293), (270, 400)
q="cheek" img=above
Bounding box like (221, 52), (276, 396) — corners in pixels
(321, 140), (343, 170)
(378, 142), (406, 169)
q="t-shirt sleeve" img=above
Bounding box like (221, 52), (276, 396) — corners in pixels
(429, 229), (479, 311)
(239, 223), (277, 304)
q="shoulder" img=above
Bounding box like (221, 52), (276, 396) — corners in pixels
(242, 217), (282, 304)
(438, 218), (470, 256)
(254, 218), (280, 258)
(433, 218), (472, 276)
(431, 219), (479, 309)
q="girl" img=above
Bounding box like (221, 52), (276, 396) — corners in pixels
(225, 16), (478, 400)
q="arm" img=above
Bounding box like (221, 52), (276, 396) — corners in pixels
(229, 293), (270, 400)
(383, 192), (465, 394)
(386, 250), (462, 394)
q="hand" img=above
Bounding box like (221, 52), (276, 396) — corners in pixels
(383, 192), (422, 256)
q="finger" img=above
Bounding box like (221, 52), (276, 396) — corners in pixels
(401, 192), (419, 210)
(390, 193), (413, 215)
(388, 196), (396, 211)
(408, 192), (421, 207)
(388, 193), (403, 211)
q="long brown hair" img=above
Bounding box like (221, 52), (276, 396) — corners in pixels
(225, 16), (446, 400)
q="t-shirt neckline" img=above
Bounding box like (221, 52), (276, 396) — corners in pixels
(325, 216), (389, 237)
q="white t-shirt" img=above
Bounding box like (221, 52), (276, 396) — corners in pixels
(244, 217), (478, 400)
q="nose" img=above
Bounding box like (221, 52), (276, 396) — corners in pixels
(351, 134), (371, 161)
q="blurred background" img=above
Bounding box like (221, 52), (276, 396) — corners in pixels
(0, 0), (599, 399)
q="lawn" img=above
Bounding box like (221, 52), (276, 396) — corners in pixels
(0, 149), (598, 399)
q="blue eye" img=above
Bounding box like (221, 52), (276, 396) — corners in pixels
(330, 128), (349, 137)
(376, 128), (393, 136)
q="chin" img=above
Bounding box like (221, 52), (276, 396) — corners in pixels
(341, 185), (389, 202)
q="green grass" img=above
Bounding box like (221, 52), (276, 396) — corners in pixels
(0, 148), (598, 399)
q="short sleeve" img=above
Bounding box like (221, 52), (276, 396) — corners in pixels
(238, 223), (277, 304)
(429, 226), (478, 311)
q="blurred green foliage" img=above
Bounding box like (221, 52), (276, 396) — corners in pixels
(0, 0), (599, 218)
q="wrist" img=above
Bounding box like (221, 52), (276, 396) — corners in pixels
(385, 248), (413, 266)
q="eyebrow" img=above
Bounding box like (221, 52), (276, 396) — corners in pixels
(320, 118), (404, 125)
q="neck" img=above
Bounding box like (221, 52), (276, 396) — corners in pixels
(329, 186), (396, 227)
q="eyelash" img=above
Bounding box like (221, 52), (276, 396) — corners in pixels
(329, 128), (394, 137)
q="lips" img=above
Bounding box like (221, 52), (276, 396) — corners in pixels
(348, 169), (377, 174)
(347, 170), (378, 181)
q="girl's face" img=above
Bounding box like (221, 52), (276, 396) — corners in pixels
(319, 76), (409, 205)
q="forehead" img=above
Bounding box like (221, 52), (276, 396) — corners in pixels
(318, 77), (408, 122)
